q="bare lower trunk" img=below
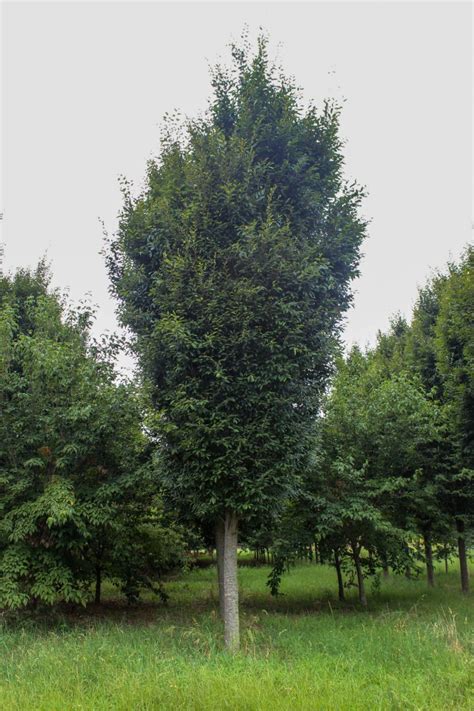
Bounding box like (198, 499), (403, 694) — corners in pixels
(423, 533), (434, 587)
(352, 542), (367, 607)
(443, 544), (449, 574)
(404, 544), (411, 579)
(334, 549), (345, 601)
(216, 518), (225, 618)
(95, 565), (102, 605)
(456, 519), (469, 594)
(223, 511), (239, 651)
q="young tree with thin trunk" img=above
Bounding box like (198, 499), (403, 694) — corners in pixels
(334, 549), (345, 602)
(107, 34), (366, 649)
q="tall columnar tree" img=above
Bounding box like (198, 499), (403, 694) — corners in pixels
(107, 36), (366, 649)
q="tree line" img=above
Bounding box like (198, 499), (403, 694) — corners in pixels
(0, 36), (471, 653)
(266, 244), (473, 604)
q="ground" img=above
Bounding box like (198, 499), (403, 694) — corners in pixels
(0, 562), (472, 710)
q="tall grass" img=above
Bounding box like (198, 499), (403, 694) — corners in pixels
(0, 562), (472, 710)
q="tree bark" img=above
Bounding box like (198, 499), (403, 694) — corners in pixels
(334, 549), (345, 601)
(95, 565), (102, 605)
(423, 533), (435, 587)
(352, 543), (367, 607)
(443, 544), (449, 574)
(216, 518), (225, 618)
(456, 519), (469, 594)
(223, 511), (239, 651)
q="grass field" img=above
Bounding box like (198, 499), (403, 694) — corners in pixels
(0, 562), (472, 710)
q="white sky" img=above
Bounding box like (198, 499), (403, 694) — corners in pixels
(2, 1), (472, 371)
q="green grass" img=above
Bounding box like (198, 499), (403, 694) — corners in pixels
(0, 562), (472, 710)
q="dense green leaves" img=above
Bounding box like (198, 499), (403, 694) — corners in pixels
(0, 265), (183, 608)
(107, 37), (366, 524)
(269, 246), (472, 597)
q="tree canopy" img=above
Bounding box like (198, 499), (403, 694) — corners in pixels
(107, 36), (366, 649)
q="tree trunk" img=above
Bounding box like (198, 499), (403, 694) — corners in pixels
(352, 543), (367, 607)
(404, 544), (411, 578)
(334, 549), (345, 601)
(456, 519), (469, 594)
(95, 565), (102, 605)
(223, 511), (239, 651)
(216, 518), (225, 618)
(423, 533), (435, 587)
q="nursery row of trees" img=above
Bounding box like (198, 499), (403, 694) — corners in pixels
(266, 244), (473, 604)
(0, 37), (471, 655)
(0, 247), (470, 618)
(0, 263), (185, 609)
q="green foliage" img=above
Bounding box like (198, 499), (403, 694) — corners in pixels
(0, 265), (183, 609)
(268, 340), (449, 593)
(435, 246), (474, 468)
(405, 275), (446, 397)
(107, 35), (366, 525)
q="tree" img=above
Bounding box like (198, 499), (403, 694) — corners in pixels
(0, 265), (182, 608)
(312, 352), (418, 603)
(367, 376), (447, 587)
(401, 250), (473, 594)
(434, 246), (474, 593)
(405, 275), (446, 398)
(107, 35), (366, 649)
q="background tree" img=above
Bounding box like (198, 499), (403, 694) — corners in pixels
(107, 35), (366, 649)
(0, 265), (183, 609)
(434, 246), (474, 593)
(268, 343), (447, 603)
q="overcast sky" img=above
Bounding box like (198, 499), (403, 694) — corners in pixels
(2, 1), (472, 370)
